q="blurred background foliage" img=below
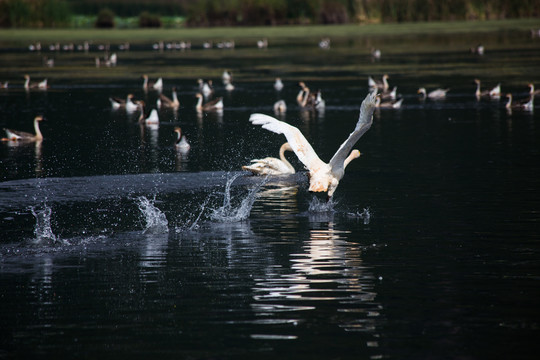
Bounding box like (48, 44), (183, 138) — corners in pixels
(0, 0), (539, 28)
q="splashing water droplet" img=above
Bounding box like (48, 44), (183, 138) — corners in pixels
(308, 196), (336, 213)
(137, 196), (169, 234)
(30, 204), (61, 245)
(210, 173), (267, 222)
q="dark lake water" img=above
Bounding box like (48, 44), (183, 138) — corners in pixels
(1, 30), (540, 359)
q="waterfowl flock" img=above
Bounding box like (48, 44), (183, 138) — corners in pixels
(2, 36), (538, 199)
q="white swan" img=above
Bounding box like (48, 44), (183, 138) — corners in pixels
(242, 142), (296, 175)
(418, 87), (449, 99)
(174, 127), (190, 151)
(2, 116), (44, 142)
(249, 91), (377, 199)
(137, 102), (159, 124)
(376, 97), (403, 109)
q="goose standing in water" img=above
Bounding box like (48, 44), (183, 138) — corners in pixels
(242, 142), (296, 175)
(174, 127), (190, 151)
(418, 87), (449, 100)
(368, 74), (389, 92)
(249, 91), (377, 200)
(24, 75), (48, 90)
(195, 93), (223, 112)
(505, 93), (534, 112)
(142, 75), (163, 92)
(2, 116), (44, 142)
(157, 87), (180, 110)
(273, 100), (287, 115)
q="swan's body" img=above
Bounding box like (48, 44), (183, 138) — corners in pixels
(273, 100), (287, 115)
(242, 142), (296, 175)
(381, 86), (397, 101)
(195, 93), (223, 112)
(137, 102), (159, 124)
(222, 70), (232, 84)
(109, 96), (125, 110)
(2, 116), (44, 142)
(174, 127), (190, 151)
(249, 91), (377, 199)
(314, 90), (325, 110)
(157, 88), (180, 110)
(418, 87), (449, 99)
(274, 78), (284, 91)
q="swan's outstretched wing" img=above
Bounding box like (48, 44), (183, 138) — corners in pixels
(329, 91), (377, 170)
(249, 113), (326, 171)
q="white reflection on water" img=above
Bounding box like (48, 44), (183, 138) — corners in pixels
(251, 221), (382, 338)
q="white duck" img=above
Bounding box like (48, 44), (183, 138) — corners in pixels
(242, 142), (296, 175)
(125, 94), (139, 113)
(418, 87), (449, 100)
(2, 116), (44, 142)
(249, 91), (376, 200)
(174, 127), (190, 151)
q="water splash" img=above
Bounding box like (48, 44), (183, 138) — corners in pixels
(308, 196), (336, 213)
(210, 173), (266, 222)
(346, 207), (372, 224)
(30, 204), (62, 245)
(137, 196), (169, 234)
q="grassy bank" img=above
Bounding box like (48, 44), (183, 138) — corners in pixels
(0, 18), (538, 47)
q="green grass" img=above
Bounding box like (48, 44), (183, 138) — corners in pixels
(0, 18), (538, 46)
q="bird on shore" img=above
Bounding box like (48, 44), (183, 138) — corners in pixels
(242, 142), (296, 175)
(249, 91), (376, 200)
(2, 116), (45, 142)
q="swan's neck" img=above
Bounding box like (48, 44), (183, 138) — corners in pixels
(142, 77), (148, 89)
(34, 119), (43, 140)
(172, 90), (178, 103)
(301, 89), (310, 107)
(279, 144), (295, 173)
(196, 96), (203, 110)
(175, 131), (181, 144)
(344, 151), (359, 169)
(24, 77), (30, 89)
(475, 82), (481, 97)
(382, 76), (389, 91)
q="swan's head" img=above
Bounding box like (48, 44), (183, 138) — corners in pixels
(417, 88), (427, 96)
(383, 74), (389, 80)
(474, 79), (481, 84)
(174, 127), (182, 135)
(24, 74), (30, 79)
(195, 93), (203, 99)
(142, 74), (148, 79)
(349, 149), (361, 159)
(34, 115), (45, 122)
